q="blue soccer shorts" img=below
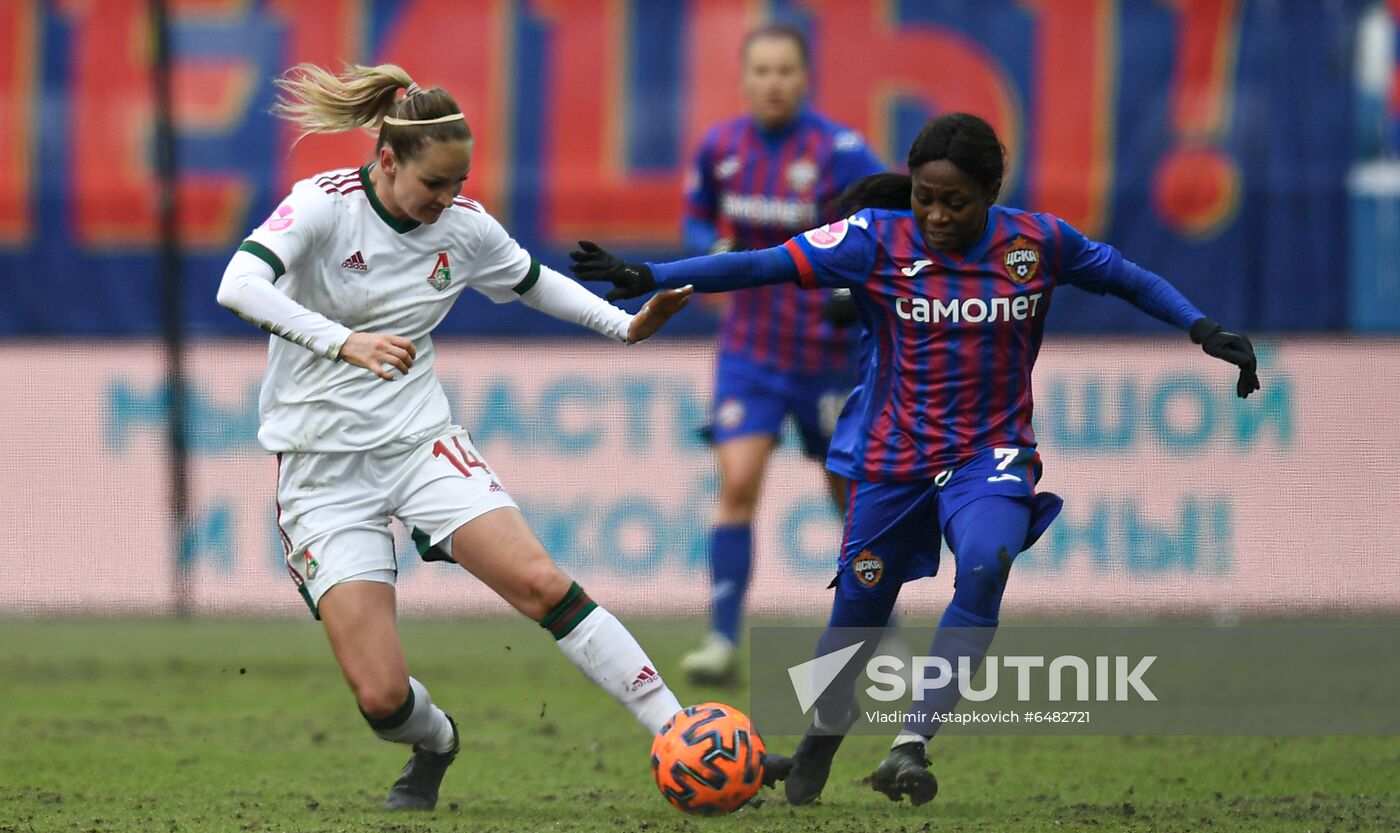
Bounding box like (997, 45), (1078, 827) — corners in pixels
(707, 352), (853, 459)
(831, 446), (1064, 599)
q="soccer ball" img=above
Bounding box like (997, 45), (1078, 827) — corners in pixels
(650, 702), (767, 815)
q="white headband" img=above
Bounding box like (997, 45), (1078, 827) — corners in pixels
(382, 112), (465, 126)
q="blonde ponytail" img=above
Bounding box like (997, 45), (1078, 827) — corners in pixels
(272, 63), (414, 137)
(270, 62), (470, 160)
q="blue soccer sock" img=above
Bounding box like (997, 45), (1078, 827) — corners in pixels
(810, 583), (900, 731)
(709, 524), (752, 645)
(904, 496), (1032, 739)
(827, 582), (900, 630)
(905, 601), (1000, 738)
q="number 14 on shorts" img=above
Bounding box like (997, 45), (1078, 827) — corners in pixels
(434, 436), (492, 478)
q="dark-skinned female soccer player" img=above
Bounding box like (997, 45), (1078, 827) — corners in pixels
(571, 112), (1258, 807)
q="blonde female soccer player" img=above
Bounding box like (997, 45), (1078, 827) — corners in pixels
(217, 63), (693, 811)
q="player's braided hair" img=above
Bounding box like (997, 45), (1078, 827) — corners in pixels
(271, 63), (471, 161)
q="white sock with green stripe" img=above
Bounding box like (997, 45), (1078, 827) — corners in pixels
(361, 677), (456, 753)
(543, 582), (682, 735)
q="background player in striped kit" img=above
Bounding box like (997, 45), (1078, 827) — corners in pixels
(217, 63), (696, 811)
(678, 23), (885, 685)
(571, 112), (1259, 807)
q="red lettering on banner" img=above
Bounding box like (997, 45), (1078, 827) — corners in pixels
(61, 0), (250, 249)
(175, 63), (257, 130)
(802, 0), (1021, 181)
(170, 0), (247, 15)
(272, 0), (511, 215)
(1022, 0), (1117, 237)
(679, 0), (764, 170)
(377, 0), (511, 217)
(0, 0), (36, 244)
(267, 0), (367, 190)
(1152, 0), (1243, 238)
(1391, 0), (1400, 117)
(536, 0), (682, 244)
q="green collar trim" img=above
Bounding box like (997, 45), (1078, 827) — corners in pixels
(361, 165), (420, 234)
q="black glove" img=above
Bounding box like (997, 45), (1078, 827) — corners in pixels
(821, 288), (859, 328)
(568, 240), (656, 301)
(1189, 317), (1261, 399)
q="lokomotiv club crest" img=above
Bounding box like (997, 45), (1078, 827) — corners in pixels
(426, 251), (452, 291)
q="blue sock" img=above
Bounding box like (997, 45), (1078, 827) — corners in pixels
(827, 585), (898, 630)
(905, 602), (1000, 737)
(905, 497), (1031, 738)
(811, 583), (899, 729)
(709, 524), (752, 644)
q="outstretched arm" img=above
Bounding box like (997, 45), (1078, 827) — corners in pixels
(1059, 222), (1260, 398)
(568, 241), (798, 300)
(1085, 255), (1259, 398)
(515, 263), (691, 343)
(1187, 316), (1261, 399)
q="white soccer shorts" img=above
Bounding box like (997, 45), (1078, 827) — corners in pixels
(274, 427), (516, 616)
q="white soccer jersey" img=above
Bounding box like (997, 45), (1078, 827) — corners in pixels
(238, 166), (540, 453)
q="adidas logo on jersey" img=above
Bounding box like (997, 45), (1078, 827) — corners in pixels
(340, 251), (368, 272)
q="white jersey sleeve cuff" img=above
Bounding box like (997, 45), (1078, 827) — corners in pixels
(516, 263), (634, 343)
(216, 249), (353, 360)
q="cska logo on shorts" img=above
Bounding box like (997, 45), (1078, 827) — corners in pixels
(852, 550), (884, 587)
(426, 251), (452, 291)
(1003, 236), (1041, 284)
(716, 398), (746, 430)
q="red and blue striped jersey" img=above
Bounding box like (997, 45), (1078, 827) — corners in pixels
(686, 110), (884, 373)
(781, 205), (1204, 481)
